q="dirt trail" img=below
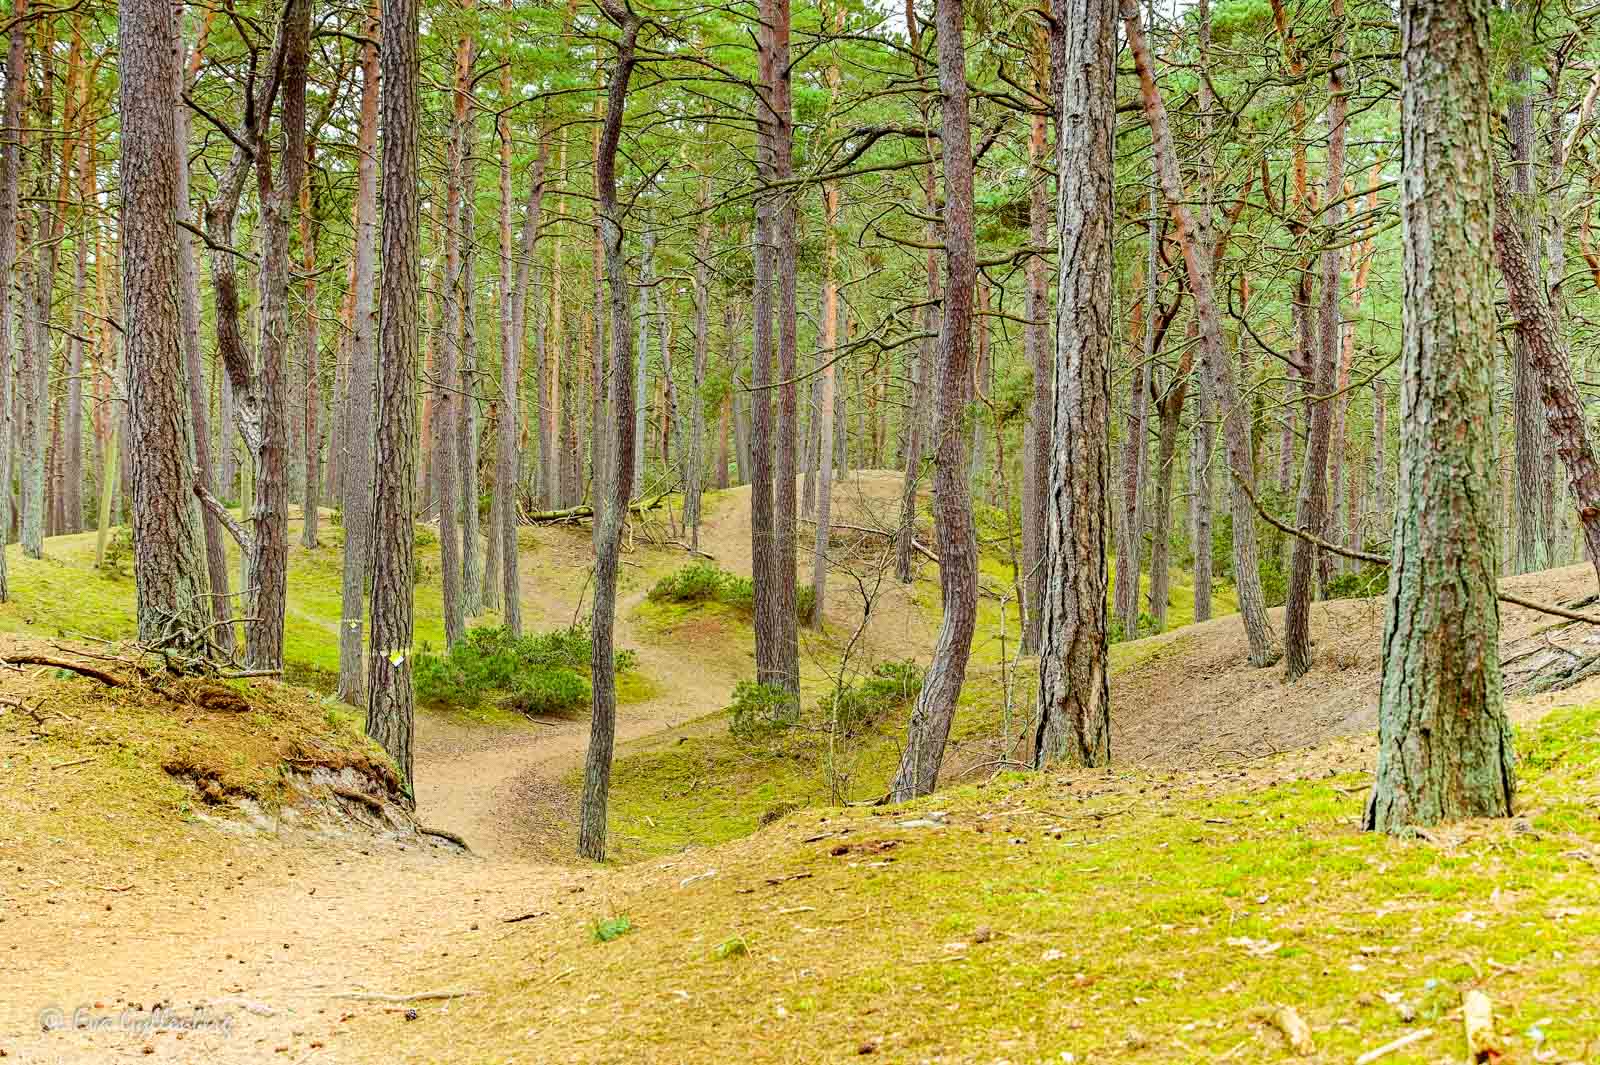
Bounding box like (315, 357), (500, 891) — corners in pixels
(2, 501), (752, 1065)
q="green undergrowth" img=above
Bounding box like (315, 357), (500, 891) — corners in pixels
(648, 560), (817, 626)
(414, 623), (645, 719)
(393, 700), (1600, 1065)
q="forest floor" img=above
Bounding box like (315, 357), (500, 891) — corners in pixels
(2, 478), (1598, 1063)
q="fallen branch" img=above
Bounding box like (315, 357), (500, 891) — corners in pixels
(501, 911), (550, 924)
(51, 757), (95, 770)
(1235, 470), (1600, 626)
(193, 475), (256, 553)
(2, 653), (126, 687)
(1354, 1028), (1433, 1065)
(799, 516), (939, 564)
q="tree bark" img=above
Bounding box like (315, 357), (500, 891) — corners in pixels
(366, 0), (422, 794)
(1365, 0), (1513, 833)
(120, 0), (209, 645)
(890, 0), (979, 800)
(1035, 0), (1114, 769)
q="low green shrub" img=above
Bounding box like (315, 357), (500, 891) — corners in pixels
(651, 562), (815, 623)
(826, 659), (922, 736)
(414, 624), (632, 717)
(649, 561), (730, 604)
(727, 680), (801, 740)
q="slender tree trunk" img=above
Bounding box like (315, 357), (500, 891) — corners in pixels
(459, 103), (484, 617)
(337, 7), (380, 704)
(1509, 60), (1549, 573)
(809, 175), (840, 628)
(1366, 0), (1513, 833)
(1124, 0), (1275, 666)
(1148, 344), (1190, 633)
(685, 190), (712, 549)
(120, 0), (209, 644)
(0, 0), (24, 600)
(890, 0), (979, 800)
(578, 2), (643, 863)
(1035, 0), (1114, 769)
(1283, 0), (1346, 682)
(300, 162), (321, 549)
(240, 0), (310, 670)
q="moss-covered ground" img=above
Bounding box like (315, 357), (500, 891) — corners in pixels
(383, 699), (1600, 1064)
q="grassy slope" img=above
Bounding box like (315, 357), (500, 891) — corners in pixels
(383, 700), (1600, 1064)
(601, 544), (1222, 864)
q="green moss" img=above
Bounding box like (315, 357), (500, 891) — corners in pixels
(407, 701), (1600, 1065)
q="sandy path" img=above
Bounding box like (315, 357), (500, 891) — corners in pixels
(2, 516), (748, 1064)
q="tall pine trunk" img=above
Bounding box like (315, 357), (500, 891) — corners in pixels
(120, 0), (209, 644)
(338, 10), (380, 704)
(578, 2), (643, 863)
(1365, 0), (1513, 833)
(1035, 0), (1114, 768)
(890, 0), (978, 799)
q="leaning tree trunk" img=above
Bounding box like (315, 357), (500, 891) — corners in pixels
(366, 0), (421, 795)
(1283, 0), (1346, 682)
(1492, 177), (1600, 587)
(119, 0), (209, 645)
(1035, 0), (1114, 770)
(1365, 0), (1513, 833)
(1124, 0), (1275, 666)
(578, 1), (643, 863)
(889, 0), (979, 800)
(337, 8), (380, 704)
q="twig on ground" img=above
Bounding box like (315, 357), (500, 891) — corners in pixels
(325, 989), (482, 1004)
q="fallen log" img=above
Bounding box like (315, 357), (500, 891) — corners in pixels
(522, 491), (669, 525)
